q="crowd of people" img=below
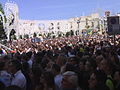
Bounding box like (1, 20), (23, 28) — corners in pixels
(0, 34), (120, 90)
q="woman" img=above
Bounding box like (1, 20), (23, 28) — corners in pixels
(88, 70), (109, 90)
(113, 70), (120, 90)
(37, 71), (55, 90)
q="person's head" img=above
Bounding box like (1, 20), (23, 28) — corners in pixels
(26, 51), (32, 60)
(85, 60), (91, 71)
(114, 70), (120, 82)
(61, 71), (78, 89)
(95, 55), (104, 66)
(99, 58), (107, 71)
(32, 64), (42, 78)
(110, 51), (119, 64)
(56, 54), (66, 66)
(99, 58), (113, 74)
(6, 85), (22, 90)
(51, 64), (61, 75)
(79, 60), (85, 71)
(88, 70), (107, 89)
(85, 59), (97, 72)
(68, 57), (78, 65)
(40, 71), (55, 88)
(7, 60), (22, 74)
(76, 52), (83, 58)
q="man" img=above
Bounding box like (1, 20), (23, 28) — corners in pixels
(7, 60), (26, 90)
(61, 71), (81, 90)
(51, 64), (62, 90)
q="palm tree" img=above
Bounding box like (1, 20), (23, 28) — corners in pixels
(0, 3), (4, 14)
(0, 3), (7, 40)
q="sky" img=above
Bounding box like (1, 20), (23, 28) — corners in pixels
(0, 0), (120, 20)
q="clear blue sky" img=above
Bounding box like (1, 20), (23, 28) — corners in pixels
(0, 0), (120, 20)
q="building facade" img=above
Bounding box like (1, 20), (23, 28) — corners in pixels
(2, 1), (104, 39)
(18, 13), (103, 38)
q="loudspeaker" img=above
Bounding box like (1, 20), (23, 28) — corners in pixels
(107, 16), (119, 25)
(107, 16), (120, 35)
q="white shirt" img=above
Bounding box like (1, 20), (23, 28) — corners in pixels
(54, 74), (62, 90)
(27, 59), (33, 69)
(118, 55), (120, 62)
(0, 70), (11, 86)
(11, 70), (26, 90)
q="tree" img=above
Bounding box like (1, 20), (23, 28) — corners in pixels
(19, 35), (22, 39)
(0, 24), (7, 40)
(58, 33), (62, 37)
(70, 30), (74, 36)
(11, 35), (17, 40)
(57, 31), (62, 37)
(33, 32), (37, 37)
(0, 3), (7, 40)
(24, 34), (29, 39)
(47, 33), (51, 38)
(52, 35), (55, 39)
(75, 30), (78, 35)
(39, 33), (42, 36)
(85, 25), (90, 29)
(65, 32), (70, 37)
(9, 29), (16, 41)
(0, 3), (4, 14)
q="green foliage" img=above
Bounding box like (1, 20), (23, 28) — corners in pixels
(0, 3), (7, 40)
(39, 33), (42, 36)
(0, 3), (6, 23)
(10, 29), (16, 36)
(65, 30), (74, 37)
(70, 30), (74, 36)
(19, 35), (22, 39)
(52, 35), (55, 38)
(9, 29), (16, 40)
(33, 32), (37, 37)
(0, 24), (7, 40)
(85, 25), (90, 29)
(75, 30), (78, 35)
(11, 35), (17, 40)
(0, 3), (4, 14)
(47, 33), (51, 38)
(58, 33), (62, 37)
(57, 31), (63, 37)
(24, 34), (29, 39)
(65, 32), (70, 37)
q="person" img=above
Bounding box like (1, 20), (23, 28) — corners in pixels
(61, 71), (81, 90)
(113, 70), (120, 90)
(88, 70), (109, 90)
(51, 64), (62, 90)
(0, 49), (7, 56)
(100, 59), (115, 90)
(40, 71), (55, 90)
(0, 61), (11, 86)
(7, 60), (26, 90)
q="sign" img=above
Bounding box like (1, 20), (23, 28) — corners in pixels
(107, 16), (120, 35)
